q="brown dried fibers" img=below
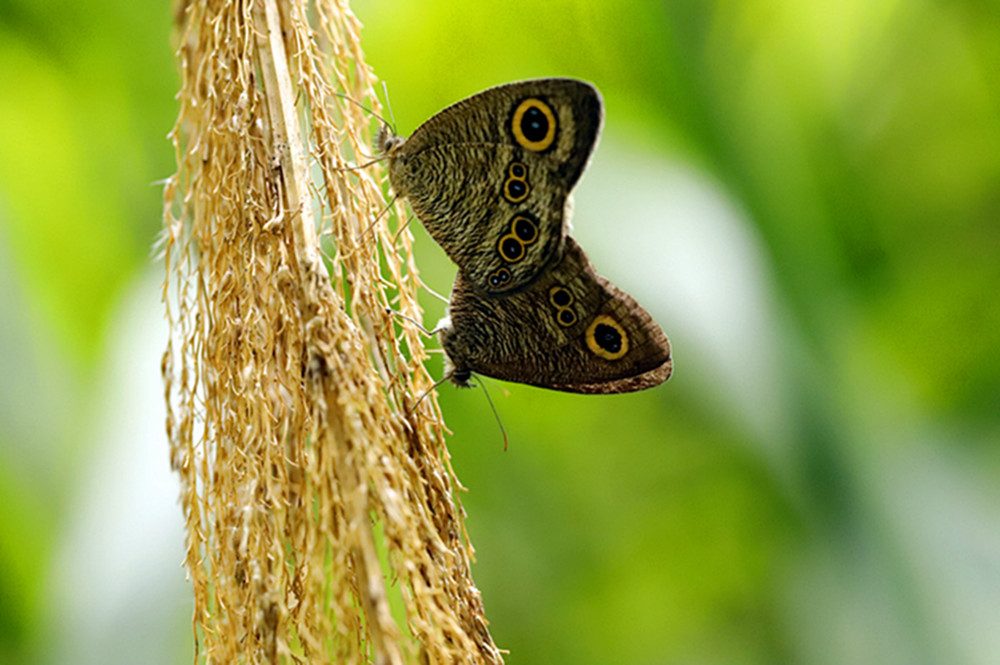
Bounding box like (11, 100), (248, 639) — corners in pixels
(160, 1), (502, 663)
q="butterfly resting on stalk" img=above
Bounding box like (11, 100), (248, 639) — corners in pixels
(377, 78), (672, 394)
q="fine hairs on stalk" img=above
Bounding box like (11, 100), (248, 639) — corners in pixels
(161, 1), (502, 663)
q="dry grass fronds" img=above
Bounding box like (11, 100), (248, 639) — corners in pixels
(160, 1), (502, 663)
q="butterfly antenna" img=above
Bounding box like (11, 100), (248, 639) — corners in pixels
(478, 374), (511, 399)
(332, 155), (388, 173)
(333, 91), (395, 137)
(382, 81), (398, 135)
(472, 376), (509, 451)
(330, 91), (397, 171)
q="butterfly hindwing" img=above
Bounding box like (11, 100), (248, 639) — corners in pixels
(438, 237), (672, 394)
(383, 79), (603, 295)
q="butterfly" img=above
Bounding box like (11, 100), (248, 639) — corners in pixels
(378, 78), (602, 295)
(378, 78), (671, 393)
(438, 236), (672, 393)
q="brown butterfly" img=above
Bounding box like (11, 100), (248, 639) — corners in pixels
(437, 236), (671, 394)
(378, 78), (671, 393)
(379, 78), (602, 296)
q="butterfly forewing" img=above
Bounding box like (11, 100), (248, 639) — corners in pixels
(385, 78), (603, 295)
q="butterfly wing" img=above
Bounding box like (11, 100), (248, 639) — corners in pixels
(386, 79), (603, 295)
(438, 237), (672, 394)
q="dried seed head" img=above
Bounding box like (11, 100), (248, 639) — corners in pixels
(162, 2), (502, 663)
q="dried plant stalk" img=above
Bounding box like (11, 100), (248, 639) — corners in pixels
(160, 1), (502, 663)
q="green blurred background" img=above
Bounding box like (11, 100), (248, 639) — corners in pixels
(1, 0), (998, 663)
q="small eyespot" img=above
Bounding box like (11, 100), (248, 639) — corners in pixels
(509, 162), (527, 178)
(558, 309), (577, 327)
(504, 179), (528, 202)
(513, 215), (538, 243)
(548, 286), (573, 308)
(499, 236), (524, 262)
(489, 267), (512, 288)
(511, 98), (558, 151)
(585, 315), (629, 360)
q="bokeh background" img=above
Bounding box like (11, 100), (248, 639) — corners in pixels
(1, 1), (998, 663)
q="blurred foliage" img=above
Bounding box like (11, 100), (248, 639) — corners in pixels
(0, 0), (998, 664)
(0, 0), (177, 662)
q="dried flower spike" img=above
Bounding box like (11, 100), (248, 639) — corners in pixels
(162, 1), (501, 663)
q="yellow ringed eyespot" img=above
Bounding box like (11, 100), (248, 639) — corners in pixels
(511, 98), (557, 151)
(498, 234), (525, 262)
(509, 162), (528, 179)
(512, 215), (538, 243)
(504, 178), (529, 203)
(488, 267), (512, 288)
(548, 286), (573, 308)
(586, 315), (629, 360)
(557, 308), (577, 327)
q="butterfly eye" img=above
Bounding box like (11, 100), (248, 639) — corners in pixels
(585, 315), (630, 360)
(512, 216), (538, 243)
(511, 98), (557, 152)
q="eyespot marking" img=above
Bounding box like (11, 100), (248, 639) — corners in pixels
(548, 286), (573, 308)
(548, 285), (576, 327)
(512, 215), (538, 243)
(504, 178), (528, 203)
(511, 98), (557, 151)
(488, 267), (512, 288)
(502, 161), (530, 203)
(586, 315), (629, 360)
(496, 213), (539, 265)
(499, 235), (524, 262)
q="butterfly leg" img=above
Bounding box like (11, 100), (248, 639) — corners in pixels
(355, 195), (397, 241)
(385, 307), (446, 336)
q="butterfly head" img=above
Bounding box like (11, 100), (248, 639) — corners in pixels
(450, 369), (474, 387)
(376, 125), (406, 156)
(435, 316), (469, 387)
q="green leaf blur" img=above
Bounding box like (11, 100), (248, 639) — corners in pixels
(1, 0), (997, 664)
